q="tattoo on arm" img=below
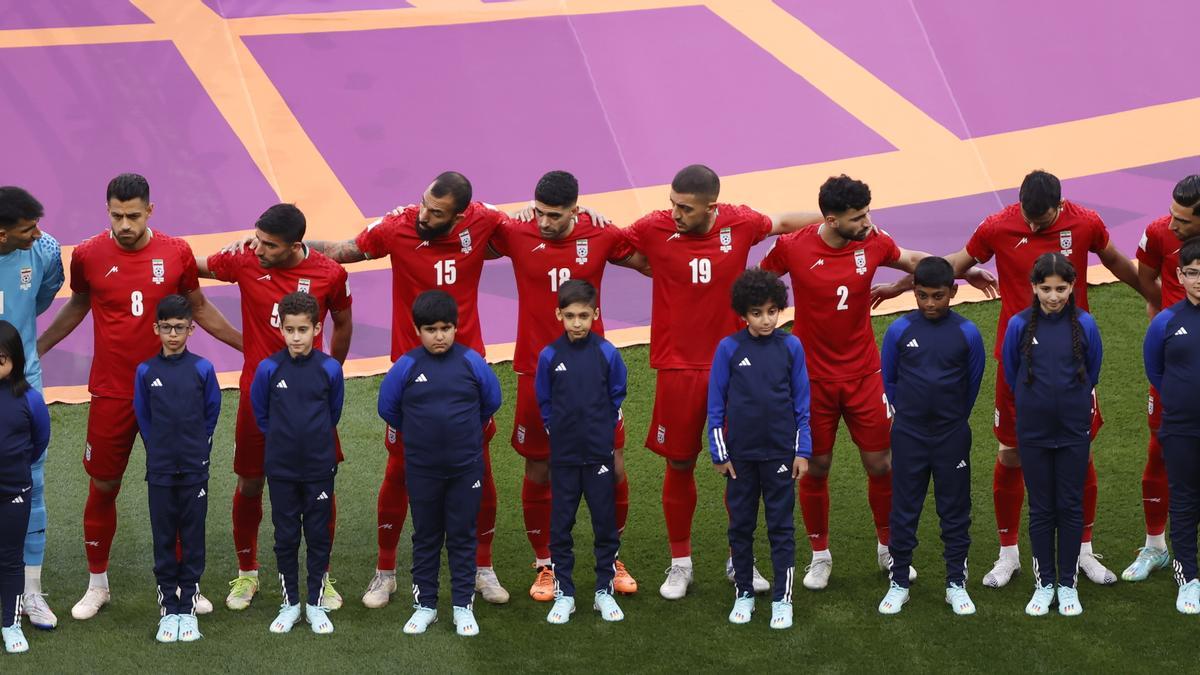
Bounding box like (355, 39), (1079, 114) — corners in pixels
(306, 239), (367, 263)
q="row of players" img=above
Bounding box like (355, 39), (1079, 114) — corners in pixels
(0, 167), (1196, 634)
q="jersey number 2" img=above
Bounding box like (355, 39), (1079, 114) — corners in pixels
(835, 285), (849, 311)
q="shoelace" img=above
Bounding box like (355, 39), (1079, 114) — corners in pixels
(663, 565), (689, 584)
(367, 575), (389, 593)
(805, 559), (831, 573)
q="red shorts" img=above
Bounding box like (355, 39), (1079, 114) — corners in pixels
(993, 363), (1104, 447)
(1148, 385), (1161, 432)
(809, 373), (892, 456)
(646, 369), (709, 461)
(385, 417), (498, 459)
(511, 374), (626, 461)
(234, 389), (344, 478)
(84, 396), (140, 481)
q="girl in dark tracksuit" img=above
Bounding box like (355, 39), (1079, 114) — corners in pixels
(0, 321), (50, 655)
(1001, 253), (1101, 618)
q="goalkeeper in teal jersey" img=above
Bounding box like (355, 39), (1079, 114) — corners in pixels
(0, 186), (65, 629)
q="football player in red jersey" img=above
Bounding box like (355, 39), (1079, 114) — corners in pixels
(1123, 174), (1200, 582)
(199, 203), (353, 611)
(36, 173), (241, 621)
(761, 174), (995, 591)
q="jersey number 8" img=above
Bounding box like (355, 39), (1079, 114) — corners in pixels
(131, 290), (144, 317)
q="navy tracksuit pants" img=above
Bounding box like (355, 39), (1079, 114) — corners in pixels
(408, 461), (483, 609)
(550, 461), (619, 598)
(268, 478), (334, 607)
(148, 482), (208, 615)
(1161, 434), (1200, 583)
(1019, 443), (1089, 588)
(726, 459), (795, 602)
(0, 488), (31, 628)
(888, 426), (972, 589)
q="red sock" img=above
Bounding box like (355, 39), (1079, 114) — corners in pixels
(232, 488), (263, 572)
(376, 454), (408, 571)
(1082, 459), (1098, 543)
(83, 482), (120, 574)
(798, 474), (829, 552)
(993, 459), (1024, 547)
(1143, 435), (1170, 537)
(662, 463), (697, 558)
(521, 477), (552, 561)
(476, 445), (497, 567)
(615, 474), (630, 536)
(867, 472), (893, 546)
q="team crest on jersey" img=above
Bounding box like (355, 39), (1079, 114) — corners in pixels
(656, 424), (666, 445)
(19, 267), (32, 291)
(1060, 230), (1073, 256)
(575, 239), (589, 265)
(854, 248), (867, 275)
(516, 424), (527, 444)
(719, 227), (732, 253)
(151, 258), (165, 284)
(297, 278), (312, 294)
(387, 425), (397, 444)
(459, 230), (473, 254)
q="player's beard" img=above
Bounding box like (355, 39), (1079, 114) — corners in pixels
(416, 221), (455, 241)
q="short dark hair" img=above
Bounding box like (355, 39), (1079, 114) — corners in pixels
(733, 268), (788, 316)
(106, 173), (150, 204)
(534, 171), (579, 208)
(412, 289), (457, 327)
(1180, 238), (1200, 268)
(431, 171), (472, 215)
(0, 186), (44, 228)
(1019, 170), (1061, 218)
(818, 174), (871, 216)
(671, 164), (720, 202)
(913, 256), (956, 289)
(0, 320), (30, 397)
(557, 279), (597, 309)
(278, 291), (319, 326)
(1173, 175), (1200, 215)
(155, 294), (193, 322)
(256, 203), (306, 244)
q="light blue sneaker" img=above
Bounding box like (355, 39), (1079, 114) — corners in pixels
(594, 590), (624, 622)
(945, 583), (976, 616)
(177, 614), (202, 642)
(547, 594), (575, 624)
(453, 606), (479, 637)
(1057, 585), (1082, 616)
(878, 582), (908, 615)
(269, 604), (302, 634)
(1176, 579), (1200, 615)
(1025, 584), (1055, 616)
(2, 624), (29, 654)
(1121, 547), (1169, 582)
(403, 606), (437, 635)
(770, 601), (793, 629)
(155, 614), (179, 643)
(305, 604), (334, 634)
(728, 593), (755, 624)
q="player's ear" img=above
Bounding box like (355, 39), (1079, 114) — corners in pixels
(948, 285), (958, 299)
(145, 202), (155, 218)
(555, 308), (564, 322)
(313, 321), (322, 337)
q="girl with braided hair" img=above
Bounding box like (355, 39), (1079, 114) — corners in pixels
(1000, 253), (1102, 618)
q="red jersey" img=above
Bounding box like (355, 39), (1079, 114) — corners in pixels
(965, 200), (1110, 357)
(624, 204), (772, 370)
(69, 229), (200, 399)
(206, 246), (352, 384)
(1137, 215), (1186, 308)
(760, 224), (901, 382)
(355, 202), (506, 360)
(489, 214), (635, 374)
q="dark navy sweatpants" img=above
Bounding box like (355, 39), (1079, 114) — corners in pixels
(1161, 434), (1200, 583)
(726, 458), (795, 602)
(268, 478), (334, 607)
(148, 482), (208, 615)
(550, 461), (619, 598)
(1019, 443), (1089, 588)
(888, 426), (972, 589)
(407, 461), (483, 609)
(0, 487), (31, 628)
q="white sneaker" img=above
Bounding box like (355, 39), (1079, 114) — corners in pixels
(945, 583), (977, 615)
(982, 556), (1021, 588)
(475, 567), (510, 604)
(877, 549), (917, 581)
(70, 586), (110, 620)
(362, 572), (397, 609)
(659, 564), (693, 600)
(21, 592), (58, 629)
(175, 587), (212, 615)
(724, 557), (771, 594)
(803, 557), (831, 590)
(1078, 551), (1117, 585)
(404, 606), (438, 634)
(269, 603), (302, 633)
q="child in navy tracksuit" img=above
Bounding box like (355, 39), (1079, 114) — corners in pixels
(1144, 238), (1200, 615)
(250, 292), (344, 636)
(534, 280), (628, 625)
(378, 290), (501, 638)
(0, 321), (49, 655)
(1001, 253), (1101, 618)
(877, 257), (985, 617)
(133, 295), (220, 643)
(707, 268), (811, 630)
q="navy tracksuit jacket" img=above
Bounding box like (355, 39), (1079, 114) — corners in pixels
(880, 309), (984, 588)
(1145, 297), (1200, 582)
(251, 348), (344, 606)
(1002, 304), (1102, 588)
(378, 342), (501, 609)
(534, 331), (627, 598)
(0, 383), (49, 628)
(707, 328), (812, 602)
(134, 349), (221, 616)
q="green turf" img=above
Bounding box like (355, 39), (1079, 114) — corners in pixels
(11, 282), (1197, 672)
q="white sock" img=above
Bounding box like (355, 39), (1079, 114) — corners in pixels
(670, 556), (693, 569)
(238, 569), (259, 578)
(999, 545), (1019, 561)
(1147, 533), (1167, 550)
(478, 566), (494, 573)
(812, 549), (832, 562)
(535, 558), (551, 568)
(1079, 541), (1093, 557)
(89, 572), (109, 590)
(24, 566), (42, 595)
(378, 569), (396, 578)
(877, 542), (890, 555)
